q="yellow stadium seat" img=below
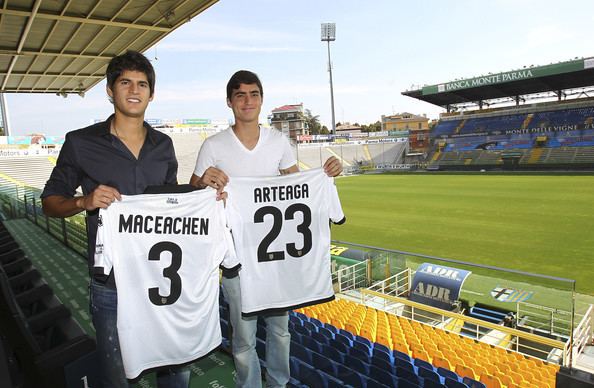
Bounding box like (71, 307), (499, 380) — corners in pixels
(432, 354), (453, 370)
(480, 374), (504, 388)
(455, 364), (478, 380)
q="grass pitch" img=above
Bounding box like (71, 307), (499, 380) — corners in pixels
(332, 173), (594, 296)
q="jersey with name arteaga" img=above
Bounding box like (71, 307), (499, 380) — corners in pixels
(94, 189), (238, 379)
(226, 168), (345, 314)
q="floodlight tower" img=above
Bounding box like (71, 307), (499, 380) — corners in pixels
(321, 23), (336, 135)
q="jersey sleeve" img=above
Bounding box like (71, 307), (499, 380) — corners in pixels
(193, 139), (215, 178)
(327, 177), (346, 225)
(279, 133), (297, 170)
(93, 208), (113, 276)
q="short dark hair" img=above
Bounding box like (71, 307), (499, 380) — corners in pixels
(106, 50), (155, 96)
(226, 70), (263, 100)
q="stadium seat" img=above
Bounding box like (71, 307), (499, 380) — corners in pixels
(393, 348), (412, 362)
(290, 342), (312, 365)
(303, 320), (317, 333)
(355, 334), (373, 348)
(318, 326), (335, 340)
(462, 376), (486, 388)
(321, 345), (345, 364)
(311, 351), (338, 376)
(256, 338), (266, 361)
(373, 342), (391, 355)
(293, 324), (310, 337)
(479, 374), (503, 388)
(414, 357), (435, 372)
(344, 354), (370, 375)
(445, 377), (469, 388)
(369, 364), (398, 387)
(437, 367), (460, 382)
(311, 331), (330, 346)
(335, 365), (365, 388)
(338, 328), (355, 341)
(348, 346), (371, 364)
(418, 365), (443, 384)
(302, 336), (323, 354)
(353, 339), (372, 355)
(329, 338), (350, 354)
(395, 366), (421, 386)
(395, 357), (416, 373)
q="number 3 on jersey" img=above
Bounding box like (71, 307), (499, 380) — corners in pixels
(148, 241), (182, 305)
(254, 203), (312, 262)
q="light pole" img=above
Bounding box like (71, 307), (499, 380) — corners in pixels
(321, 23), (336, 135)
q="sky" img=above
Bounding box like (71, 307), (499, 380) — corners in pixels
(4, 0), (594, 136)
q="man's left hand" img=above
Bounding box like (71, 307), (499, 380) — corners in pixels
(323, 156), (343, 177)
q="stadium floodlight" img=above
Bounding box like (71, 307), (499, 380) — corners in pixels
(321, 23), (337, 135)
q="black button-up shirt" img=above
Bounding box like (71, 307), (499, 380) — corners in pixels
(41, 115), (178, 284)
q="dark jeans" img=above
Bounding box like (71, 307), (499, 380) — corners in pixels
(90, 279), (190, 388)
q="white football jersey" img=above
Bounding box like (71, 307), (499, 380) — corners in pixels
(226, 168), (345, 314)
(94, 189), (238, 379)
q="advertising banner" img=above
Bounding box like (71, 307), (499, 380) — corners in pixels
(409, 263), (471, 310)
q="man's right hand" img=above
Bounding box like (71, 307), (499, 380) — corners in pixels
(191, 167), (229, 194)
(78, 185), (122, 211)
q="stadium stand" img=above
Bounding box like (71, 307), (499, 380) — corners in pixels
(0, 221), (97, 387)
(284, 298), (560, 388)
(0, 157), (56, 190)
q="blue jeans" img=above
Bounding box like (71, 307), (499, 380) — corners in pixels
(90, 279), (191, 388)
(222, 275), (290, 388)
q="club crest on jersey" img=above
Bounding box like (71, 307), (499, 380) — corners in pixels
(166, 197), (179, 205)
(98, 215), (103, 227)
(490, 286), (533, 302)
(95, 244), (103, 254)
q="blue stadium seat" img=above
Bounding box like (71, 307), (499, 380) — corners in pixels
(371, 355), (393, 372)
(325, 324), (339, 334)
(311, 331), (330, 346)
(334, 332), (353, 347)
(414, 357), (435, 372)
(372, 348), (393, 365)
(366, 379), (391, 388)
(399, 377), (423, 388)
(424, 378), (448, 388)
(348, 346), (371, 364)
(395, 357), (416, 373)
(350, 341), (369, 355)
(319, 370), (343, 388)
(293, 324), (310, 337)
(321, 344), (345, 364)
(373, 342), (391, 355)
(437, 367), (460, 382)
(311, 351), (338, 376)
(344, 354), (370, 375)
(294, 311), (309, 322)
(290, 342), (312, 365)
(289, 357), (306, 387)
(355, 334), (373, 348)
(445, 377), (469, 388)
(289, 314), (303, 326)
(395, 366), (422, 386)
(418, 365), (443, 384)
(256, 322), (266, 340)
(291, 332), (303, 345)
(393, 349), (412, 363)
(296, 361), (326, 387)
(462, 377), (486, 388)
(303, 320), (317, 333)
(329, 338), (350, 354)
(338, 328), (355, 341)
(309, 317), (323, 328)
(318, 326), (335, 340)
(301, 336), (323, 354)
(369, 364), (398, 387)
(335, 365), (365, 388)
(256, 338), (266, 360)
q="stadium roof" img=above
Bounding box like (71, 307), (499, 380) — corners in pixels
(402, 57), (594, 108)
(0, 0), (217, 94)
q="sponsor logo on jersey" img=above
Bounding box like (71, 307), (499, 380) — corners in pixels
(98, 215), (103, 227)
(490, 286), (533, 302)
(95, 243), (103, 254)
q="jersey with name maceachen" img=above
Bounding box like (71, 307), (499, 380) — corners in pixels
(225, 168), (345, 314)
(94, 188), (238, 379)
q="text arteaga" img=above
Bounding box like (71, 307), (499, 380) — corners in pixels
(118, 214), (209, 235)
(254, 183), (309, 203)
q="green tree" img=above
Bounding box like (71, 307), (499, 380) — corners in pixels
(320, 125), (330, 135)
(305, 109), (322, 134)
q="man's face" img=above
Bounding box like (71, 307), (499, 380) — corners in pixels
(227, 83), (262, 125)
(107, 70), (152, 118)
